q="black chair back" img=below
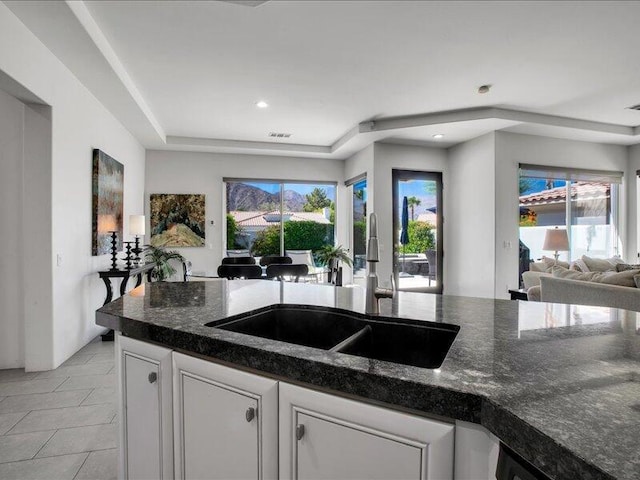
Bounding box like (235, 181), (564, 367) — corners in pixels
(221, 256), (256, 265)
(265, 264), (308, 282)
(259, 255), (293, 267)
(217, 264), (263, 279)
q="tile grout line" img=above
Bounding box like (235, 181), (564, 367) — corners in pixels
(30, 429), (57, 460)
(1, 411), (30, 436)
(54, 376), (72, 392)
(72, 452), (91, 480)
(37, 444), (118, 461)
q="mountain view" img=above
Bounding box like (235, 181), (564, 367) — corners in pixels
(227, 183), (307, 211)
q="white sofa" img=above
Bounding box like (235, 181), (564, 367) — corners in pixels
(531, 276), (640, 312)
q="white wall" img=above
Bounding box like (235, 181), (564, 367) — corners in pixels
(145, 150), (346, 272)
(372, 143), (449, 286)
(446, 133), (496, 298)
(0, 88), (25, 368)
(494, 131), (629, 299)
(0, 4), (146, 370)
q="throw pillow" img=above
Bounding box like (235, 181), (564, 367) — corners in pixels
(616, 263), (640, 273)
(552, 265), (640, 287)
(551, 266), (600, 282)
(597, 269), (640, 288)
(581, 255), (623, 272)
(529, 262), (548, 273)
(570, 258), (589, 272)
(541, 256), (570, 271)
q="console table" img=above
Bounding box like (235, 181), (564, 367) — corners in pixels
(98, 263), (155, 341)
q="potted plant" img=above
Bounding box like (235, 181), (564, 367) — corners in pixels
(317, 245), (353, 286)
(144, 245), (186, 282)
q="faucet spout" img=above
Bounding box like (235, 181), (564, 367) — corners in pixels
(365, 213), (394, 314)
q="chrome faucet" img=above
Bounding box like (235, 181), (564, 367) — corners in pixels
(365, 213), (394, 314)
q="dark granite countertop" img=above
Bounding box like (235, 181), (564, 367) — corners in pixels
(96, 280), (640, 480)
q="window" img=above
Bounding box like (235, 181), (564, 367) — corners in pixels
(518, 165), (622, 264)
(225, 179), (336, 260)
(347, 176), (367, 286)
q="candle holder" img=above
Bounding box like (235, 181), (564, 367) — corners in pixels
(123, 241), (134, 269)
(132, 236), (143, 265)
(129, 215), (146, 267)
(109, 231), (118, 271)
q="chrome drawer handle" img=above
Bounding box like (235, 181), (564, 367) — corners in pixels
(296, 424), (305, 440)
(148, 372), (157, 384)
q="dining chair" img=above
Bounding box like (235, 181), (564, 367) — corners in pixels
(221, 256), (256, 265)
(265, 264), (309, 282)
(217, 264), (263, 279)
(259, 255), (293, 267)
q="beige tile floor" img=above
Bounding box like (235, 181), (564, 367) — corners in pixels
(0, 337), (116, 480)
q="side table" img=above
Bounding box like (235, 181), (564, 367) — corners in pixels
(508, 288), (528, 301)
(98, 262), (155, 340)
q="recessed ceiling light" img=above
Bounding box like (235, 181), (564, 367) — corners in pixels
(256, 100), (269, 109)
(432, 134), (444, 139)
(478, 84), (491, 94)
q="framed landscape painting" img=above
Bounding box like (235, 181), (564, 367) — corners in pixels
(92, 149), (124, 256)
(150, 194), (205, 247)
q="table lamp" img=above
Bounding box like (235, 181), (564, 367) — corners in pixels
(130, 215), (145, 265)
(543, 227), (569, 263)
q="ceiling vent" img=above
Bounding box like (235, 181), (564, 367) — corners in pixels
(220, 1), (269, 7)
(626, 104), (640, 111)
(269, 132), (292, 139)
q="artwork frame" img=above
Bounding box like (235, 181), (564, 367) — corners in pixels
(92, 149), (124, 256)
(150, 194), (206, 247)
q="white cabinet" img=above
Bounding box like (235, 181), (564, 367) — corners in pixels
(172, 352), (278, 480)
(454, 421), (500, 480)
(116, 334), (173, 480)
(279, 382), (455, 480)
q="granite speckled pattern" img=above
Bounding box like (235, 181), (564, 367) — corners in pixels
(97, 280), (640, 480)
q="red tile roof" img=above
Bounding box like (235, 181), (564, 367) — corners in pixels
(230, 210), (331, 227)
(519, 182), (609, 207)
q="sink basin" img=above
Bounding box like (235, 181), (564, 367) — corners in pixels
(333, 320), (459, 369)
(209, 307), (364, 350)
(207, 306), (459, 369)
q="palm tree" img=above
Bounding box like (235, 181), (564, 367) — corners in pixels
(407, 196), (421, 221)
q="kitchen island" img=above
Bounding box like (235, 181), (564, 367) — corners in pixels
(97, 280), (640, 479)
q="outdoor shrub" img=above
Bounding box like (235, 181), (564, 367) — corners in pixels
(353, 220), (366, 255)
(285, 221), (334, 252)
(226, 213), (242, 248)
(251, 225), (281, 256)
(402, 221), (435, 253)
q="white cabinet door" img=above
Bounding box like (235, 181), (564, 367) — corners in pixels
(279, 383), (454, 480)
(173, 352), (278, 480)
(116, 334), (173, 480)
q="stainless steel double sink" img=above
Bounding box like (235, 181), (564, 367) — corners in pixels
(206, 306), (459, 369)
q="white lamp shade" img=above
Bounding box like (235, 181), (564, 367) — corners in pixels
(129, 215), (146, 236)
(543, 228), (569, 252)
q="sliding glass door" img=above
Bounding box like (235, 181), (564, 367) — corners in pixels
(392, 170), (443, 293)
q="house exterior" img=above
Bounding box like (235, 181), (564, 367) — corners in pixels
(230, 210), (331, 247)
